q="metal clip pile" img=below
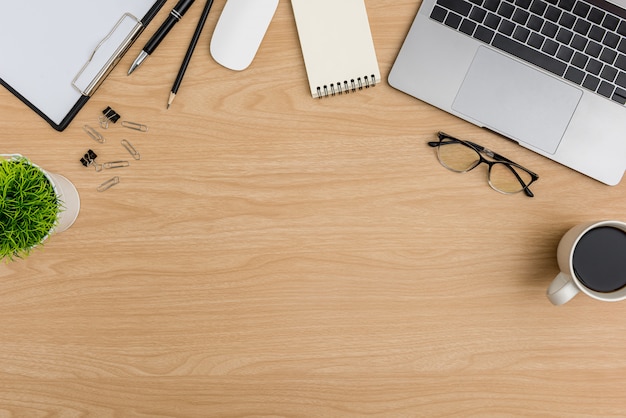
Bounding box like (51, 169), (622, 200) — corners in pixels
(80, 106), (149, 192)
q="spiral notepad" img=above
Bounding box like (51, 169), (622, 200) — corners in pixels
(291, 0), (381, 99)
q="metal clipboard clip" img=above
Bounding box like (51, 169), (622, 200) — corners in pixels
(72, 13), (144, 97)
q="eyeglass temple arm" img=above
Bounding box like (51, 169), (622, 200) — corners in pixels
(466, 140), (539, 176)
(429, 135), (514, 163)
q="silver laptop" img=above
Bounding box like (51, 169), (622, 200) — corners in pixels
(389, 0), (626, 185)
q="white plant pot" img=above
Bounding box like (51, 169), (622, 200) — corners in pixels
(44, 171), (80, 233)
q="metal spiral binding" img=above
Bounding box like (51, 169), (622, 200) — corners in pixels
(316, 74), (377, 98)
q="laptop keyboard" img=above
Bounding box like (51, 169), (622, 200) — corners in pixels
(430, 0), (626, 104)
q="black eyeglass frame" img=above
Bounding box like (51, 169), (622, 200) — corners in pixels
(428, 132), (539, 197)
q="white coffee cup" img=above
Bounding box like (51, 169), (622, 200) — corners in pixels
(547, 220), (626, 305)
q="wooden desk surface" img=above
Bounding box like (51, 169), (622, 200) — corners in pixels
(2, 0), (626, 415)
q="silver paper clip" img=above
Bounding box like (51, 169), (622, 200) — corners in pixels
(97, 176), (120, 192)
(121, 121), (148, 132)
(103, 160), (130, 169)
(94, 161), (130, 172)
(99, 117), (110, 129)
(83, 125), (105, 143)
(121, 139), (140, 160)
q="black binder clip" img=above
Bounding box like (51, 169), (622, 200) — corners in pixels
(99, 106), (121, 129)
(80, 149), (98, 167)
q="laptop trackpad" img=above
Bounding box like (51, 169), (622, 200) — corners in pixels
(452, 47), (582, 154)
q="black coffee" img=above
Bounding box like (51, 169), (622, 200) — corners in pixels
(573, 226), (626, 293)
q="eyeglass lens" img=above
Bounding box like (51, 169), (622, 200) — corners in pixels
(437, 140), (533, 194)
(436, 140), (480, 172)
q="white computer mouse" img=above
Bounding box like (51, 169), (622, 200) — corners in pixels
(210, 0), (279, 71)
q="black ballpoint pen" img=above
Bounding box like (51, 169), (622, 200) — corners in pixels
(128, 0), (196, 75)
(168, 0), (214, 108)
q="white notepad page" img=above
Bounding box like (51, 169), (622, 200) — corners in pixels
(0, 1), (157, 126)
(291, 0), (381, 98)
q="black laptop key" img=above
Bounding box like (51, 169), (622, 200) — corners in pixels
(559, 12), (576, 28)
(585, 40), (602, 57)
(499, 19), (516, 35)
(528, 32), (546, 48)
(545, 5), (562, 22)
(600, 65), (618, 82)
(573, 1), (590, 18)
(485, 13), (502, 29)
(583, 74), (601, 90)
(603, 14), (619, 31)
(571, 34), (588, 51)
(573, 19), (591, 35)
(586, 58), (603, 74)
(542, 38), (560, 55)
(492, 34), (568, 76)
(445, 12), (463, 29)
(484, 0), (501, 12)
(557, 45), (575, 61)
(512, 8), (530, 24)
(598, 80), (615, 97)
(431, 5), (448, 22)
(556, 28), (574, 44)
(564, 66), (585, 84)
(600, 48), (617, 64)
(460, 19), (478, 35)
(470, 7), (487, 22)
(439, 0), (473, 16)
(603, 32), (620, 49)
(541, 21), (559, 38)
(572, 51), (589, 68)
(527, 15), (544, 31)
(588, 8), (605, 25)
(497, 2), (514, 17)
(588, 25), (606, 42)
(514, 26), (531, 42)
(530, 0), (547, 14)
(558, 0), (575, 11)
(474, 25), (496, 42)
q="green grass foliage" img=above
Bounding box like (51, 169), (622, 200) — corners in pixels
(0, 157), (59, 261)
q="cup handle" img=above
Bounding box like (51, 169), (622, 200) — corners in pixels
(547, 272), (579, 305)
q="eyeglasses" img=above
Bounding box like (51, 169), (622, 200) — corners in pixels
(428, 132), (539, 197)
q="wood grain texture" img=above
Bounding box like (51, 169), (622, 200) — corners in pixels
(2, 0), (626, 416)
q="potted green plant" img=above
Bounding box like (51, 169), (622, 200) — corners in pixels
(0, 155), (80, 261)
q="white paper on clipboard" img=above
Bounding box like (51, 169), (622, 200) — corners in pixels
(0, 0), (163, 130)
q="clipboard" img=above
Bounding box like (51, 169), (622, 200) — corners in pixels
(0, 0), (167, 131)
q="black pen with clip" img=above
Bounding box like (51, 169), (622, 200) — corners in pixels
(128, 0), (196, 75)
